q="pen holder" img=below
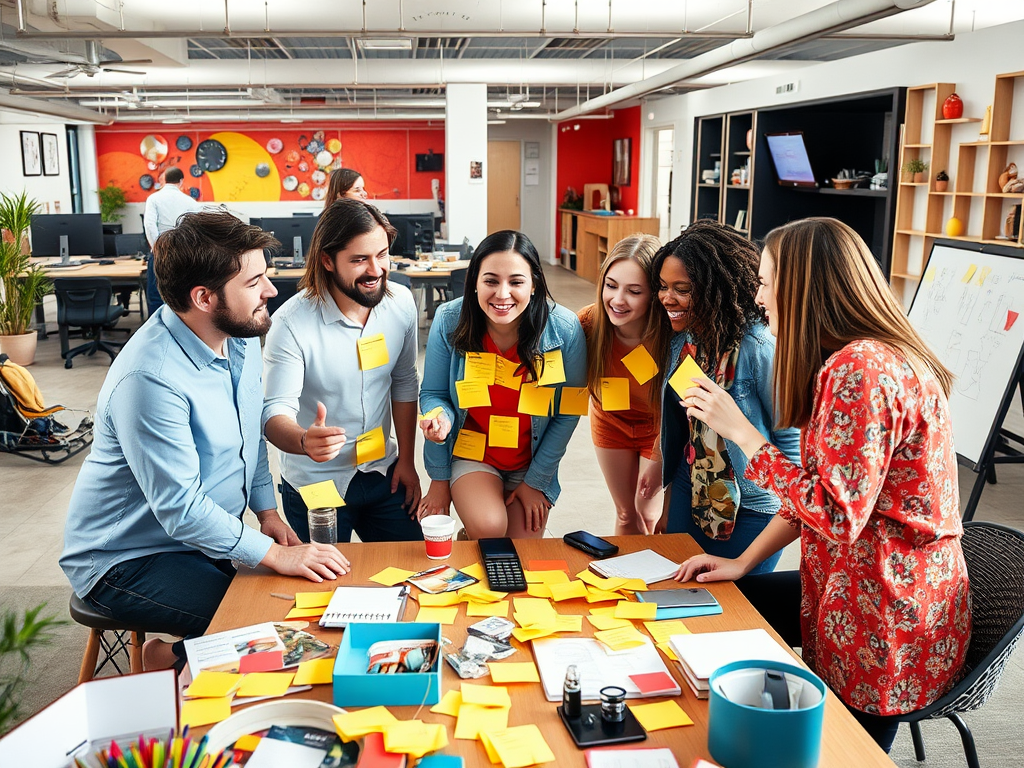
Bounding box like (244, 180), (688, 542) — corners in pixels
(708, 660), (826, 768)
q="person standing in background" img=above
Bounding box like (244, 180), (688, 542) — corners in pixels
(327, 169), (369, 202)
(143, 166), (202, 312)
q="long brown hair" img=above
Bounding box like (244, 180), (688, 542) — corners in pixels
(766, 217), (953, 428)
(586, 234), (669, 398)
(326, 168), (362, 201)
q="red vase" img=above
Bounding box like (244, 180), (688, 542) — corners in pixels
(942, 93), (964, 120)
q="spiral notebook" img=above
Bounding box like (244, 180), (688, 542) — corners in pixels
(318, 586), (410, 628)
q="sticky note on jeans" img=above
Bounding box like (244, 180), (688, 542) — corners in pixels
(453, 429), (486, 461)
(600, 377), (630, 411)
(517, 383), (554, 417)
(456, 379), (492, 409)
(559, 386), (590, 416)
(537, 349), (566, 385)
(297, 479), (345, 509)
(488, 415), (520, 448)
(621, 344), (659, 385)
(357, 333), (389, 370)
(668, 354), (710, 401)
(355, 426), (386, 465)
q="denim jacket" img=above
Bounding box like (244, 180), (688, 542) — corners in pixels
(420, 297), (586, 503)
(660, 323), (801, 514)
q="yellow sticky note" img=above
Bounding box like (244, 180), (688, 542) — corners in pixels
(614, 601), (658, 620)
(416, 606), (459, 624)
(518, 383), (554, 417)
(975, 265), (992, 286)
(369, 566), (416, 587)
(924, 266), (937, 283)
(418, 591), (462, 607)
(587, 613), (633, 631)
(599, 377), (630, 412)
(484, 724), (555, 768)
(479, 731), (502, 764)
(333, 706), (398, 741)
(430, 689), (463, 717)
(488, 415), (520, 449)
(453, 428), (487, 461)
(465, 352), (497, 384)
(494, 357), (523, 390)
(558, 386), (590, 416)
(355, 426), (386, 465)
(668, 354), (710, 401)
(630, 700), (694, 731)
(454, 702), (510, 740)
(466, 600), (510, 617)
(525, 570), (570, 585)
(657, 642), (679, 661)
(292, 657), (335, 686)
(461, 683), (512, 708)
(594, 625), (648, 651)
(295, 591), (334, 609)
(537, 350), (566, 386)
(644, 620), (691, 645)
(419, 405), (443, 422)
(459, 584), (507, 602)
(461, 562), (486, 581)
(589, 606), (618, 616)
(527, 583), (553, 599)
(184, 671), (242, 699)
(284, 606), (326, 620)
(357, 333), (389, 370)
(511, 625), (557, 643)
(456, 379), (492, 409)
(615, 578), (649, 593)
(512, 597), (557, 623)
(577, 571), (628, 591)
(233, 735), (262, 752)
(554, 614), (583, 633)
(235, 672), (295, 698)
(179, 697), (231, 729)
(297, 479), (346, 509)
(382, 720), (449, 758)
(585, 588), (622, 603)
(962, 264), (978, 283)
(548, 580), (588, 602)
(488, 662), (540, 684)
(621, 344), (659, 385)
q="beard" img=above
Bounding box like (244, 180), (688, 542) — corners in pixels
(334, 270), (388, 308)
(212, 297), (272, 338)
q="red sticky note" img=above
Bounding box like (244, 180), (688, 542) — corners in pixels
(529, 559), (570, 575)
(629, 671), (678, 695)
(238, 650), (284, 673)
(1006, 311), (1019, 332)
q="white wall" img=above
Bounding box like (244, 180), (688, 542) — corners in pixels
(644, 19), (1024, 236)
(0, 115), (72, 214)
(445, 84), (489, 247)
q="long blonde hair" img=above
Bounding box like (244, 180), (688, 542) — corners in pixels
(586, 233), (669, 398)
(765, 217), (953, 428)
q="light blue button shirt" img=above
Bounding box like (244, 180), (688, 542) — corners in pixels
(60, 305), (276, 598)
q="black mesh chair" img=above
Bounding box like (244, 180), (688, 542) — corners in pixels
(53, 277), (129, 369)
(449, 266), (467, 299)
(389, 271), (412, 289)
(896, 521), (1024, 768)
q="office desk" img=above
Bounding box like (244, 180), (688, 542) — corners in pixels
(205, 535), (893, 767)
(34, 259), (148, 338)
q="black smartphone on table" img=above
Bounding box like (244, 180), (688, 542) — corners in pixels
(563, 530), (619, 559)
(478, 537), (528, 592)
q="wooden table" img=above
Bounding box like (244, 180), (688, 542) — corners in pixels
(34, 258), (148, 338)
(559, 210), (659, 283)
(205, 535), (893, 767)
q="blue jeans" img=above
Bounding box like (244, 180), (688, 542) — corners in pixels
(666, 459), (782, 574)
(281, 462), (423, 543)
(85, 550), (235, 661)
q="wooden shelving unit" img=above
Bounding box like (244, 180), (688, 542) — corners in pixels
(890, 72), (1024, 305)
(693, 115), (724, 222)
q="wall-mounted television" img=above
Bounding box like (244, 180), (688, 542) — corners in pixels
(765, 132), (818, 188)
(416, 152), (444, 172)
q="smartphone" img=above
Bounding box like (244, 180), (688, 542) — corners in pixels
(637, 587), (719, 608)
(563, 530), (619, 559)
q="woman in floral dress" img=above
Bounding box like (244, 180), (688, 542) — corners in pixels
(674, 217), (971, 751)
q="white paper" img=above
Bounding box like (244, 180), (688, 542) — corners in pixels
(531, 637), (680, 701)
(246, 736), (328, 768)
(586, 747), (680, 768)
(525, 159), (540, 186)
(669, 628), (795, 680)
(589, 549), (679, 585)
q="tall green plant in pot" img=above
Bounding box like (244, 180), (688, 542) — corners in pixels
(0, 192), (50, 366)
(98, 183), (127, 224)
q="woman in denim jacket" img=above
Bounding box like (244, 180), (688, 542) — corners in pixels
(645, 220), (800, 573)
(418, 230), (586, 539)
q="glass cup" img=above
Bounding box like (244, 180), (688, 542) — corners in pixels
(421, 515), (456, 559)
(307, 507), (337, 544)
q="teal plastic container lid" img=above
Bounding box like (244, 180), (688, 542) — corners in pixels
(708, 659), (826, 768)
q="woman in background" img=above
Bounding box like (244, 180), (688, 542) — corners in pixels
(578, 234), (670, 534)
(327, 168), (368, 201)
(675, 217), (971, 751)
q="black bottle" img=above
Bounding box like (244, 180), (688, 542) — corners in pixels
(563, 663), (582, 718)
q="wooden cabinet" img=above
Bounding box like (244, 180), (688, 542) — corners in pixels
(693, 115), (724, 222)
(557, 210), (660, 283)
(692, 112), (754, 232)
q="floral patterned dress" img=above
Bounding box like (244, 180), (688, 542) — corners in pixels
(745, 340), (971, 716)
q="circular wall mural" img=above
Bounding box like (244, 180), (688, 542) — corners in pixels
(195, 139), (228, 172)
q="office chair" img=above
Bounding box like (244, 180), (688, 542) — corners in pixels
(389, 271), (412, 289)
(896, 521), (1024, 768)
(268, 276), (299, 316)
(53, 278), (129, 369)
(114, 233), (149, 258)
(449, 267), (467, 299)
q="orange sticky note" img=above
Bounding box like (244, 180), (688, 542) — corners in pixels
(453, 428), (486, 461)
(179, 697), (231, 728)
(518, 383), (555, 417)
(357, 333), (389, 370)
(488, 415), (520, 448)
(668, 354), (710, 401)
(355, 426), (386, 464)
(465, 352), (497, 384)
(537, 349), (566, 385)
(600, 377), (630, 411)
(559, 386), (590, 416)
(456, 379), (491, 409)
(529, 559), (570, 574)
(621, 344), (659, 385)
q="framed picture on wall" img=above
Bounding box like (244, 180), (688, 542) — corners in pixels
(21, 131), (41, 176)
(613, 137), (632, 186)
(41, 133), (60, 176)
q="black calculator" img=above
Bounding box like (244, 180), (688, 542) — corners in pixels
(479, 537), (528, 592)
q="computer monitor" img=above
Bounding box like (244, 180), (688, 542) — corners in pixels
(765, 131), (819, 188)
(388, 213), (436, 257)
(30, 214), (104, 265)
(258, 216), (321, 267)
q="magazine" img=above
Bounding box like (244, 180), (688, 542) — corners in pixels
(184, 622), (334, 675)
(407, 564), (478, 594)
(366, 639), (439, 674)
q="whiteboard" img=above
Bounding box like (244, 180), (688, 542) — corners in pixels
(908, 240), (1024, 467)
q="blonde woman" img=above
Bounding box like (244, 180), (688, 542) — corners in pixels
(578, 234), (671, 534)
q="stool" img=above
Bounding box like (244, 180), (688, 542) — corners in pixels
(69, 594), (147, 683)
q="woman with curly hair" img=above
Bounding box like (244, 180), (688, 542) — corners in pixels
(647, 219), (800, 572)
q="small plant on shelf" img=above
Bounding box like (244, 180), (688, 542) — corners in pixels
(97, 183), (128, 223)
(902, 158), (928, 182)
(936, 170), (950, 192)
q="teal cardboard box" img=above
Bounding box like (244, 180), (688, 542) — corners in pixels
(333, 622), (442, 707)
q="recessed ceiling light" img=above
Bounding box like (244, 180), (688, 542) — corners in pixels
(356, 38), (413, 51)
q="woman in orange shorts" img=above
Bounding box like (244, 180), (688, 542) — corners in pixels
(578, 234), (670, 534)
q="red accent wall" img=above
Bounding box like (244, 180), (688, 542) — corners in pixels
(95, 121), (445, 203)
(555, 106), (642, 251)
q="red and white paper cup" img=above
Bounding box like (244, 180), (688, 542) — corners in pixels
(421, 515), (456, 559)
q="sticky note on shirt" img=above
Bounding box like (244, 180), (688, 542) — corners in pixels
(668, 354), (710, 401)
(357, 333), (389, 370)
(537, 349), (566, 385)
(559, 386), (590, 416)
(494, 357), (523, 390)
(518, 383), (554, 417)
(488, 415), (520, 449)
(453, 428), (486, 461)
(456, 379), (492, 409)
(600, 377), (630, 411)
(621, 344), (659, 385)
(355, 426), (386, 465)
(297, 479), (346, 509)
(465, 352), (497, 384)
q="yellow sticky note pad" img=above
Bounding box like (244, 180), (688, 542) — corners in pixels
(430, 689), (463, 717)
(594, 625), (648, 651)
(527, 583), (553, 599)
(559, 386), (590, 416)
(518, 383), (554, 417)
(488, 415), (520, 449)
(416, 606), (459, 624)
(614, 601), (658, 620)
(548, 580), (588, 602)
(630, 700), (694, 731)
(465, 600), (510, 617)
(292, 657), (336, 685)
(418, 591), (462, 607)
(513, 597), (557, 622)
(357, 333), (389, 370)
(554, 614), (583, 633)
(494, 357), (523, 390)
(484, 724), (555, 768)
(459, 584), (507, 602)
(585, 588), (622, 603)
(668, 354), (710, 401)
(454, 702), (510, 740)
(235, 672), (295, 698)
(184, 671), (242, 699)
(461, 562), (486, 581)
(537, 349), (566, 386)
(295, 591), (334, 609)
(599, 377), (630, 412)
(644, 619), (691, 644)
(577, 571), (628, 591)
(456, 379), (492, 409)
(621, 344), (659, 385)
(465, 352), (497, 384)
(284, 606), (326, 620)
(179, 697), (231, 729)
(355, 426), (386, 465)
(461, 683), (512, 708)
(297, 480), (346, 509)
(511, 625), (557, 643)
(369, 566), (416, 586)
(333, 706), (397, 741)
(525, 570), (570, 585)
(616, 578), (649, 593)
(962, 264), (978, 283)
(587, 613), (633, 631)
(488, 662), (540, 684)
(453, 429), (487, 461)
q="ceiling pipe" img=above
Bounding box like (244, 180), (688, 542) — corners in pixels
(553, 0), (937, 120)
(110, 110), (447, 122)
(0, 91), (113, 123)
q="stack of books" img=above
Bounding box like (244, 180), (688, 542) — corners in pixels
(668, 629), (795, 699)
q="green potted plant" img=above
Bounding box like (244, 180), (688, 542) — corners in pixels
(936, 170), (950, 192)
(902, 158), (928, 184)
(98, 183), (128, 224)
(0, 603), (64, 735)
(0, 192), (50, 366)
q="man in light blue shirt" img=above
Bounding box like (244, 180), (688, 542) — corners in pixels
(61, 211), (349, 670)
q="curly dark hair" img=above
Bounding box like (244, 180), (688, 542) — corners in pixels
(651, 219), (763, 370)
